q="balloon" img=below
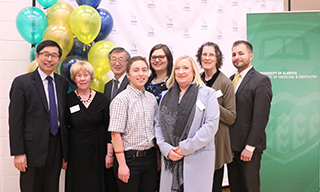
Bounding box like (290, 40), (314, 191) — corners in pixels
(47, 1), (74, 26)
(60, 55), (86, 89)
(70, 5), (101, 44)
(43, 23), (74, 59)
(29, 44), (38, 62)
(16, 7), (47, 44)
(94, 8), (114, 41)
(88, 40), (114, 81)
(27, 60), (58, 73)
(76, 0), (101, 9)
(68, 36), (94, 59)
(37, 0), (57, 8)
(90, 73), (110, 93)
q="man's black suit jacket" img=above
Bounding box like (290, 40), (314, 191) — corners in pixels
(9, 69), (69, 167)
(104, 76), (129, 101)
(230, 67), (272, 152)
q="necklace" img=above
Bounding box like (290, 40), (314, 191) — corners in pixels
(76, 89), (92, 104)
(154, 76), (167, 83)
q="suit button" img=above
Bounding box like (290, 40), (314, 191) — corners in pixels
(47, 119), (49, 122)
(45, 135), (48, 137)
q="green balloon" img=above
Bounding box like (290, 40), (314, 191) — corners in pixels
(16, 7), (48, 44)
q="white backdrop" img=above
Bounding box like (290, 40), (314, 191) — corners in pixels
(66, 0), (283, 77)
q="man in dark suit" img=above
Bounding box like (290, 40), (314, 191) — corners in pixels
(104, 47), (130, 192)
(227, 40), (272, 192)
(9, 40), (69, 192)
(104, 47), (131, 101)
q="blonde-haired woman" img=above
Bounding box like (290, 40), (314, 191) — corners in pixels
(66, 61), (112, 192)
(155, 55), (220, 192)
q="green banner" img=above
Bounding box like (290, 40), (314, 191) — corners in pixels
(247, 12), (320, 192)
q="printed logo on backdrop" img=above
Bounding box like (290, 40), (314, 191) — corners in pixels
(200, 0), (208, 4)
(200, 18), (208, 30)
(146, 25), (156, 37)
(166, 43), (175, 55)
(111, 24), (119, 35)
(246, 5), (252, 13)
(216, 28), (223, 40)
(107, 0), (118, 5)
(232, 20), (238, 32)
(182, 27), (191, 39)
(216, 2), (223, 14)
(130, 12), (138, 26)
(147, 0), (156, 9)
(232, 0), (239, 7)
(183, 0), (191, 12)
(265, 109), (320, 164)
(260, 0), (267, 9)
(166, 15), (174, 29)
(129, 41), (138, 55)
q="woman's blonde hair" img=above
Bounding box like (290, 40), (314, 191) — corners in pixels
(166, 55), (205, 89)
(70, 61), (95, 81)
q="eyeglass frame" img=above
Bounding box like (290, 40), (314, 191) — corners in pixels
(39, 52), (60, 60)
(151, 55), (166, 61)
(109, 58), (127, 64)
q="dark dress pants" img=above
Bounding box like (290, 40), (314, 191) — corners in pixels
(212, 166), (224, 192)
(113, 149), (158, 192)
(227, 151), (262, 192)
(20, 132), (62, 192)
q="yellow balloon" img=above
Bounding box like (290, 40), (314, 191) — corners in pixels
(27, 60), (58, 73)
(88, 40), (115, 78)
(47, 1), (74, 27)
(70, 5), (101, 44)
(43, 23), (74, 59)
(90, 73), (110, 93)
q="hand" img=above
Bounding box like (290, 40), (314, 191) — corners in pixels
(240, 148), (253, 162)
(173, 146), (184, 156)
(14, 154), (27, 172)
(105, 155), (114, 169)
(62, 158), (67, 170)
(118, 164), (130, 183)
(167, 147), (184, 161)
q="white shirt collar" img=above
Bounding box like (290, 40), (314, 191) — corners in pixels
(37, 68), (54, 81)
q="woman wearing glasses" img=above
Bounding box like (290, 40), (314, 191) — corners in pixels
(145, 44), (173, 103)
(196, 42), (236, 192)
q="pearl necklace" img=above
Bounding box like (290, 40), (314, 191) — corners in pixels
(76, 89), (92, 104)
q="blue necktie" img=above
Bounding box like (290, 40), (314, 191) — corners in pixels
(46, 76), (58, 135)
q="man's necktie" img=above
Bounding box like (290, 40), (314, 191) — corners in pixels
(233, 73), (241, 89)
(46, 76), (58, 135)
(111, 79), (119, 100)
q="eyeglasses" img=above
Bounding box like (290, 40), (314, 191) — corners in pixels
(151, 55), (166, 61)
(202, 53), (216, 58)
(39, 52), (60, 60)
(110, 58), (126, 64)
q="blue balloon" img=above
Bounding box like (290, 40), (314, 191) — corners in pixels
(68, 36), (93, 59)
(76, 0), (101, 9)
(60, 55), (86, 89)
(94, 8), (114, 41)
